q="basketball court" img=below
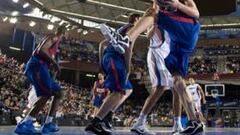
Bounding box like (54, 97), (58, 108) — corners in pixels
(1, 126), (240, 135)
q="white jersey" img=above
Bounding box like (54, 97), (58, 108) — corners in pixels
(149, 26), (163, 48)
(187, 84), (201, 102)
(147, 29), (172, 89)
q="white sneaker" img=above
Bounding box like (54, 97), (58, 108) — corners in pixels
(33, 121), (41, 128)
(131, 122), (156, 135)
(172, 123), (184, 135)
(100, 24), (129, 54)
(15, 116), (23, 124)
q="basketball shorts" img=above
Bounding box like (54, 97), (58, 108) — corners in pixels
(25, 56), (61, 97)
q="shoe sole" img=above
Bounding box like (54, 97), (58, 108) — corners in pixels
(15, 128), (41, 135)
(15, 131), (41, 135)
(100, 24), (117, 44)
(131, 128), (156, 135)
(100, 24), (125, 54)
(179, 131), (205, 135)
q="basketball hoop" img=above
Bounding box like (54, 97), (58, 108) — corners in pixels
(212, 93), (218, 98)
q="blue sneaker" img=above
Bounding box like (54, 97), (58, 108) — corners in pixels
(15, 120), (41, 134)
(42, 122), (60, 134)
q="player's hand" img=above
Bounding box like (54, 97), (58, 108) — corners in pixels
(165, 0), (180, 8)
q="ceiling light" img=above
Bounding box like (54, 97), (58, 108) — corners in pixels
(33, 8), (40, 14)
(77, 29), (82, 33)
(23, 3), (30, 8)
(59, 20), (65, 26)
(83, 30), (88, 35)
(12, 0), (19, 3)
(10, 18), (18, 24)
(47, 24), (54, 30)
(65, 24), (71, 28)
(11, 11), (19, 16)
(50, 16), (59, 23)
(29, 21), (36, 27)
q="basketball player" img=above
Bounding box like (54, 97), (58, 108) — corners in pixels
(130, 13), (183, 134)
(15, 26), (65, 134)
(91, 73), (109, 116)
(85, 14), (140, 135)
(187, 78), (206, 124)
(100, 0), (203, 134)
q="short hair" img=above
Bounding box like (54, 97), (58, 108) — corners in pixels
(128, 13), (141, 24)
(56, 26), (66, 35)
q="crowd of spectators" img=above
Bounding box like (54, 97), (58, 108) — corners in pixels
(188, 57), (218, 74)
(225, 56), (240, 73)
(204, 44), (240, 56)
(0, 51), (28, 114)
(60, 37), (98, 63)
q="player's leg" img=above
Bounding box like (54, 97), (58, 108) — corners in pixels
(103, 89), (133, 129)
(85, 91), (126, 135)
(172, 89), (183, 134)
(15, 96), (49, 134)
(131, 86), (165, 135)
(173, 76), (196, 120)
(42, 80), (62, 133)
(16, 86), (35, 124)
(173, 76), (203, 134)
(131, 48), (167, 135)
(100, 6), (157, 52)
(85, 57), (132, 135)
(15, 64), (51, 134)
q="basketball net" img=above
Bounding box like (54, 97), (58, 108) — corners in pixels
(212, 93), (218, 99)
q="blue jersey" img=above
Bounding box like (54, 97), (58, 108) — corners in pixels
(157, 10), (200, 76)
(102, 24), (133, 93)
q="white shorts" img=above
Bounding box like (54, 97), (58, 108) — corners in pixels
(193, 100), (201, 113)
(27, 86), (38, 108)
(147, 31), (173, 89)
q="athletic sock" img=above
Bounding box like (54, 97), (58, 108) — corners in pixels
(45, 116), (53, 124)
(174, 117), (183, 128)
(138, 113), (147, 124)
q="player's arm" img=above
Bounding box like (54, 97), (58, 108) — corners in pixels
(99, 39), (108, 72)
(197, 84), (206, 104)
(166, 0), (200, 18)
(38, 36), (59, 71)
